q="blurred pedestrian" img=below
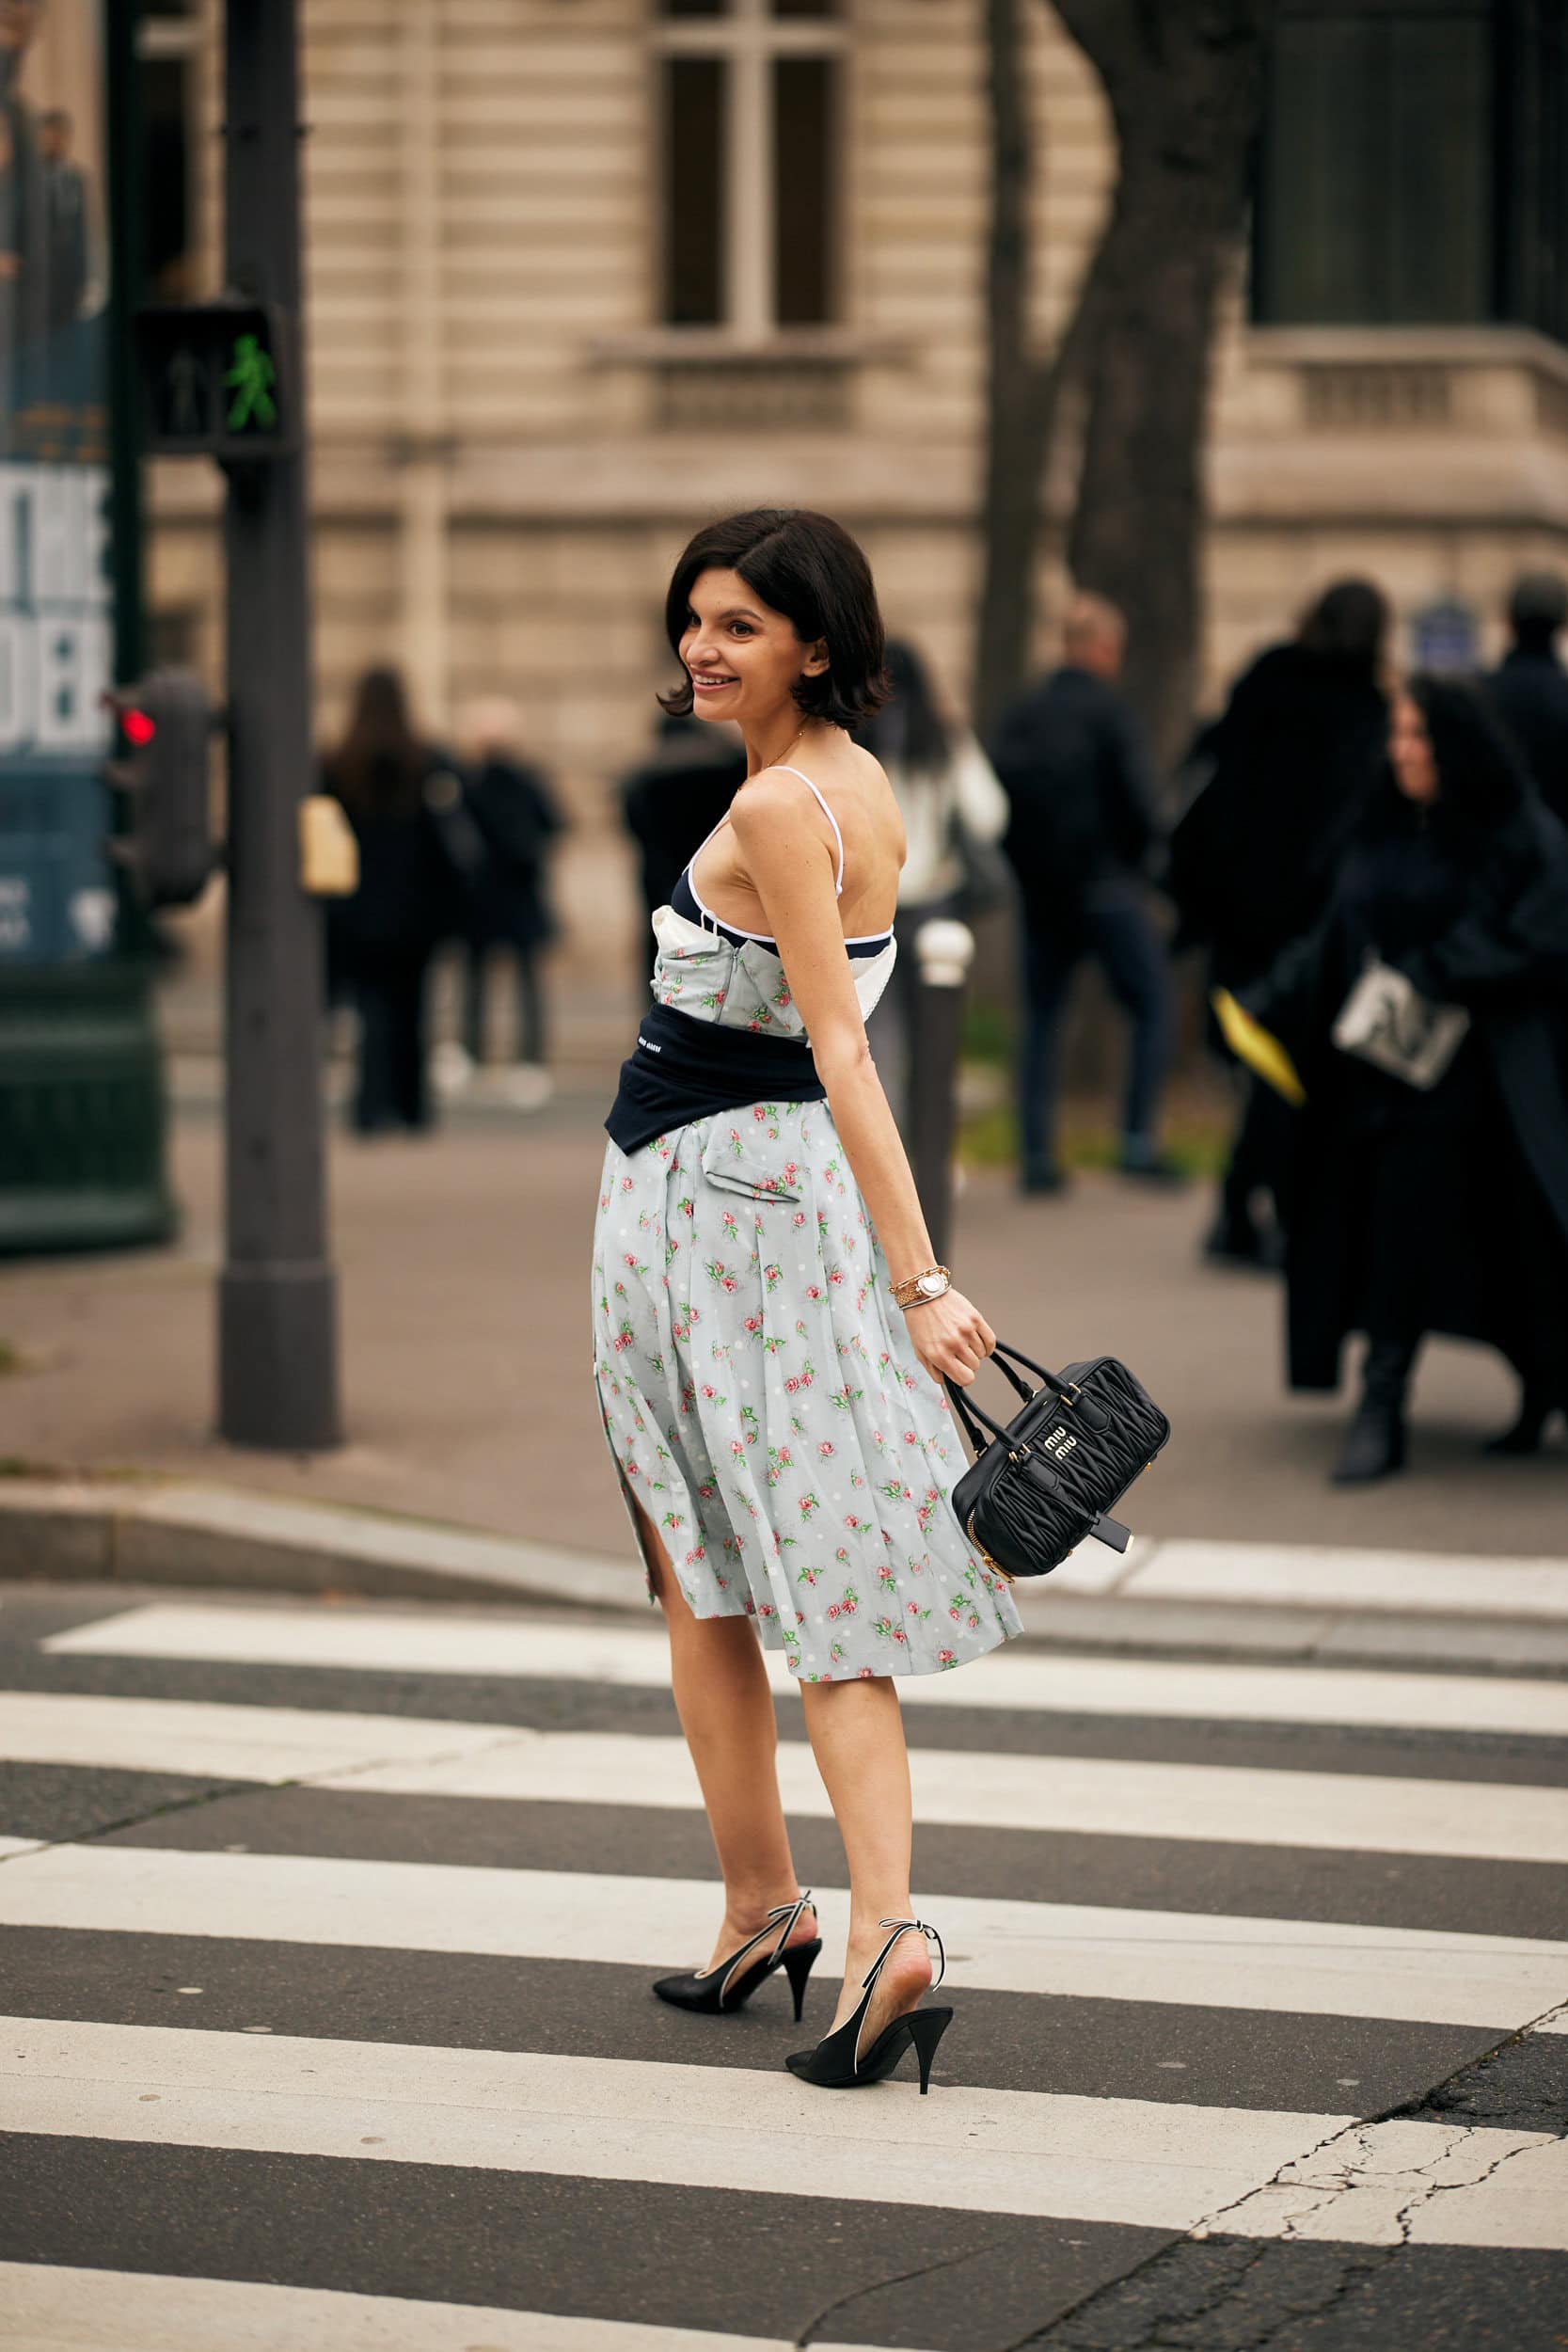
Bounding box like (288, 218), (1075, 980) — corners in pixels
(1483, 571), (1568, 828)
(1169, 580), (1390, 1263)
(1245, 677), (1568, 1482)
(620, 712), (747, 930)
(324, 665), (457, 1136)
(454, 697), (564, 1096)
(990, 594), (1177, 1193)
(38, 108), (85, 334)
(855, 638), (1009, 1128)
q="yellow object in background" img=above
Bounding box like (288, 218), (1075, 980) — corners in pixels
(1211, 987), (1307, 1108)
(298, 796), (359, 897)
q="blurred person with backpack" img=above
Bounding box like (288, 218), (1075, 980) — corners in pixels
(324, 665), (459, 1135)
(455, 696), (565, 1104)
(855, 637), (1009, 1128)
(990, 595), (1176, 1193)
(1169, 580), (1391, 1263)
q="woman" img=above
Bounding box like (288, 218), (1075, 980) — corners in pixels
(1169, 580), (1390, 1263)
(593, 509), (1020, 2093)
(1248, 675), (1568, 1480)
(855, 638), (1009, 1129)
(325, 666), (457, 1134)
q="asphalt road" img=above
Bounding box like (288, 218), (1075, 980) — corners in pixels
(1, 1578), (1565, 2351)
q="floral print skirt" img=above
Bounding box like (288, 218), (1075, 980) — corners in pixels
(591, 1099), (1022, 1681)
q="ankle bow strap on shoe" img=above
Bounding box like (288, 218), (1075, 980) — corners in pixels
(719, 1889), (814, 2003)
(863, 1916), (945, 1992)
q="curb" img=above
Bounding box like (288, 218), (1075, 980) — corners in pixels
(2, 1481), (1566, 1670)
(0, 1480), (649, 1614)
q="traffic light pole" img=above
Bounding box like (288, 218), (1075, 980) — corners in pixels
(218, 0), (341, 1449)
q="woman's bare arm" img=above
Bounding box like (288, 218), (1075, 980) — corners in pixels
(730, 775), (994, 1387)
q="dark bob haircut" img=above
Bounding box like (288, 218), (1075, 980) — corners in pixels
(659, 507), (889, 731)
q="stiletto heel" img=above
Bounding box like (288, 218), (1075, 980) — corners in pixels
(907, 2006), (953, 2095)
(782, 1938), (818, 2022)
(653, 1891), (819, 2017)
(785, 1917), (949, 2091)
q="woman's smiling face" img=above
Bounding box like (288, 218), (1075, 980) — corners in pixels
(679, 567), (826, 729)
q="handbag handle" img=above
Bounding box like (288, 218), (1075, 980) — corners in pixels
(942, 1340), (1082, 1458)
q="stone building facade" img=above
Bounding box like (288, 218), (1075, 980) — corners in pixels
(145, 0), (1568, 814)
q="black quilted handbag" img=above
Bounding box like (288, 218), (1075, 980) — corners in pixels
(945, 1343), (1170, 1580)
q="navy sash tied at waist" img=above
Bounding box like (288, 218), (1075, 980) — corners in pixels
(605, 1002), (826, 1153)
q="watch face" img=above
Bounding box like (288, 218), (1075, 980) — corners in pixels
(917, 1272), (946, 1297)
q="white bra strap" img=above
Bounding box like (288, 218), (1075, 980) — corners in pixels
(773, 766), (845, 898)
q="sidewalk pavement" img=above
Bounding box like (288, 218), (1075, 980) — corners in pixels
(0, 1103), (1563, 1661)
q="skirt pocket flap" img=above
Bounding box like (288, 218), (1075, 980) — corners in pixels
(699, 1121), (803, 1202)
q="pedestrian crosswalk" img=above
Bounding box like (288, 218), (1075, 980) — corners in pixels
(11, 1687), (1568, 1860)
(2, 1589), (1566, 2351)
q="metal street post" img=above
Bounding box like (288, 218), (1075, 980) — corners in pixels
(217, 0), (341, 1448)
(909, 917), (976, 1266)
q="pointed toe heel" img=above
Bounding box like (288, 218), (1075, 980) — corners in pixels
(784, 1917), (950, 2091)
(652, 1892), (817, 2018)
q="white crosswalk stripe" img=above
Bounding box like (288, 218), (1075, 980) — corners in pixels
(8, 1690), (1566, 1862)
(4, 1586), (1567, 2341)
(45, 1601), (1568, 1738)
(0, 2266), (904, 2352)
(2, 2015), (1355, 2230)
(1, 1841), (1564, 2027)
(8, 2018), (1566, 2248)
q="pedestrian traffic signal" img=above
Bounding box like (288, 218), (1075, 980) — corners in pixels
(103, 672), (219, 908)
(135, 300), (295, 460)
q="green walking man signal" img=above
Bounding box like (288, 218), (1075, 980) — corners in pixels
(135, 299), (295, 460)
(225, 332), (278, 433)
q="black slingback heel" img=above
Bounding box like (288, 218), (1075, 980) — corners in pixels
(653, 1891), (820, 2020)
(785, 1917), (951, 2093)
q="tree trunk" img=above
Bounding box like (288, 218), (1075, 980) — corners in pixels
(1056, 1), (1275, 766)
(974, 0), (1047, 730)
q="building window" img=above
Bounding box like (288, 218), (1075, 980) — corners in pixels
(138, 8), (202, 300)
(1254, 0), (1568, 342)
(656, 0), (845, 336)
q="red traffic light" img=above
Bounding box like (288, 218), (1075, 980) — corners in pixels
(122, 707), (157, 748)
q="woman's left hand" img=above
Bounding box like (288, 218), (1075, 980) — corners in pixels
(904, 1288), (996, 1388)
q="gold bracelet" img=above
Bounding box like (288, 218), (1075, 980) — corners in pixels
(891, 1263), (951, 1311)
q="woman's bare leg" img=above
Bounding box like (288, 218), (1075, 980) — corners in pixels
(632, 1497), (815, 1970)
(799, 1675), (932, 2041)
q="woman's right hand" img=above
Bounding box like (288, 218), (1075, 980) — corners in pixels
(904, 1288), (996, 1388)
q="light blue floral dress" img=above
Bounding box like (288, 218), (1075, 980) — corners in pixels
(591, 895), (1022, 1682)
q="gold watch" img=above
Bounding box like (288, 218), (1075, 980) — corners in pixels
(892, 1263), (952, 1311)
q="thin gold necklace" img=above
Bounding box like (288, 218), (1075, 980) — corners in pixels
(758, 720), (809, 772)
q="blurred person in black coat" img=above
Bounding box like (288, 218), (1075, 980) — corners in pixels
(620, 712), (747, 929)
(1169, 580), (1391, 1263)
(1245, 676), (1568, 1483)
(325, 666), (458, 1135)
(990, 594), (1177, 1193)
(1484, 571), (1568, 829)
(456, 697), (564, 1083)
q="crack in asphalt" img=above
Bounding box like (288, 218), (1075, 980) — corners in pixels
(0, 1774), (261, 1862)
(790, 2233), (1008, 2349)
(997, 2011), (1567, 2349)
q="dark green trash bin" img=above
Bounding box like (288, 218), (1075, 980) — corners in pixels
(0, 956), (175, 1256)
